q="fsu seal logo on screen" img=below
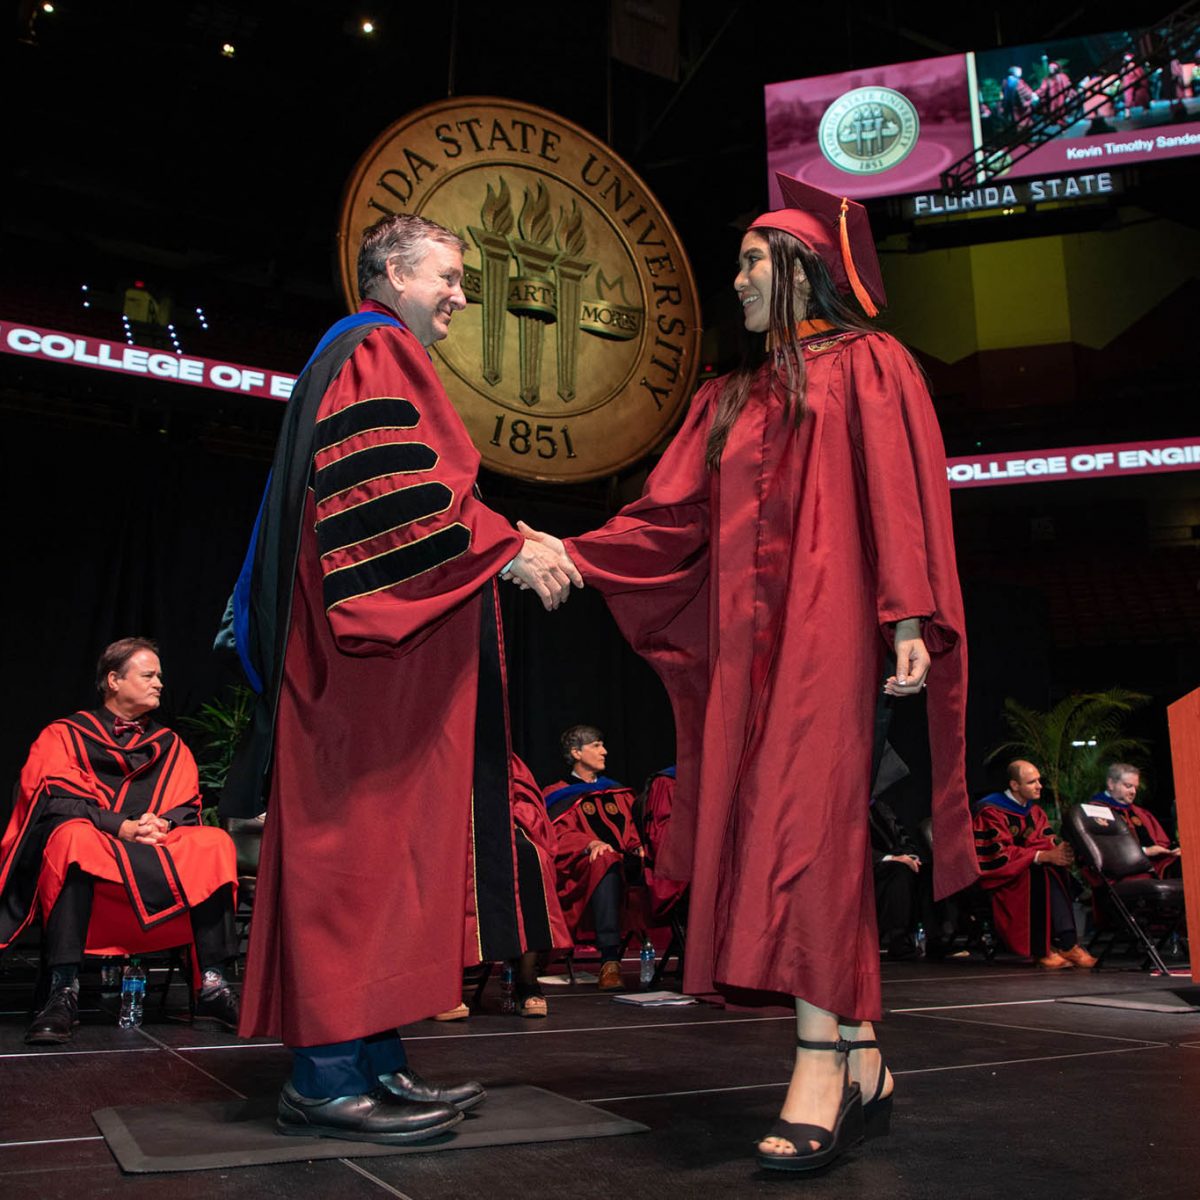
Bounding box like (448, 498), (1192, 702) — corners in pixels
(818, 87), (920, 175)
(338, 98), (701, 483)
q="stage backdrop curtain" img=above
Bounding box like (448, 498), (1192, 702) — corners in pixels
(0, 415), (676, 826)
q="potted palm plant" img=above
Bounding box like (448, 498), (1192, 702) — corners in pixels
(986, 688), (1151, 829)
(181, 684), (255, 824)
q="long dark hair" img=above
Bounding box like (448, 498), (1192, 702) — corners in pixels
(705, 228), (876, 469)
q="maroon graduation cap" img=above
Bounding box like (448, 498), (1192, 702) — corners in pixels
(749, 173), (886, 317)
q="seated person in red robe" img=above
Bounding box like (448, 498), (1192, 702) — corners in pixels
(435, 755), (572, 1021)
(0, 638), (240, 1043)
(973, 759), (1095, 969)
(640, 766), (687, 922)
(543, 725), (644, 990)
(1087, 763), (1181, 879)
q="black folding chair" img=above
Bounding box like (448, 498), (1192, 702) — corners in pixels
(1064, 803), (1184, 975)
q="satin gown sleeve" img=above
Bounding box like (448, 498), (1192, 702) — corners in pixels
(845, 334), (977, 900)
(564, 382), (717, 872)
(845, 333), (958, 652)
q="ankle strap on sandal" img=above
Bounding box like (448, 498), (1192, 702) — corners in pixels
(842, 1037), (878, 1050)
(794, 1036), (879, 1053)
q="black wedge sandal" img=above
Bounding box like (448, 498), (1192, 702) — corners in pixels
(844, 1035), (894, 1139)
(755, 1037), (865, 1172)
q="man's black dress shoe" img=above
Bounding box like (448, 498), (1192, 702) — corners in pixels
(276, 1082), (462, 1143)
(25, 986), (79, 1045)
(378, 1067), (487, 1112)
(192, 983), (240, 1030)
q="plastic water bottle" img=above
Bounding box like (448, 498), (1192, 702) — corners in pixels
(499, 962), (516, 1013)
(981, 920), (997, 958)
(119, 957), (146, 1028)
(914, 923), (927, 959)
(99, 958), (122, 993)
(639, 938), (656, 988)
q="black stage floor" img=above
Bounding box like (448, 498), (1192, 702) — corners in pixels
(1, 953), (1196, 1199)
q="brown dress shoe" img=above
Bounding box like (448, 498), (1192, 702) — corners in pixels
(1061, 944), (1098, 968)
(597, 960), (623, 990)
(1037, 951), (1071, 969)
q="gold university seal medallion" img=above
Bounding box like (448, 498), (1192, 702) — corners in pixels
(818, 86), (919, 175)
(338, 98), (701, 482)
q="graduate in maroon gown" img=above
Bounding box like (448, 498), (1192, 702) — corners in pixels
(1036, 62), (1075, 128)
(1087, 763), (1181, 880)
(542, 725), (645, 990)
(1, 639), (240, 1043)
(520, 174), (976, 1171)
(227, 213), (580, 1145)
(973, 760), (1095, 968)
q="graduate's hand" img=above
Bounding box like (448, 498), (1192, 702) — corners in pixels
(892, 854), (921, 874)
(587, 840), (614, 862)
(885, 618), (930, 697)
(516, 522), (584, 588)
(1145, 844), (1179, 858)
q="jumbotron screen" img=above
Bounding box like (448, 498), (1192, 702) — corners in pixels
(764, 28), (1200, 204)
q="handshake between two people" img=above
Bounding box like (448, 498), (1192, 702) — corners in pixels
(500, 520), (584, 611)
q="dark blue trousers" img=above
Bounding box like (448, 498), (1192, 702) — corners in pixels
(290, 1030), (408, 1098)
(591, 863), (623, 963)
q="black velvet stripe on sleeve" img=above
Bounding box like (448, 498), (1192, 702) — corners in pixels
(315, 397), (419, 452)
(316, 482), (454, 557)
(323, 523), (471, 610)
(314, 443), (439, 503)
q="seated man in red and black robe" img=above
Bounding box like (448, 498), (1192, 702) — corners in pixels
(543, 725), (644, 990)
(973, 759), (1095, 969)
(1087, 763), (1181, 879)
(0, 638), (240, 1043)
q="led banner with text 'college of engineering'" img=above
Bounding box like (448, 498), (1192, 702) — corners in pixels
(946, 439), (1200, 487)
(2, 316), (1196, 491)
(765, 26), (1200, 205)
(0, 317), (297, 401)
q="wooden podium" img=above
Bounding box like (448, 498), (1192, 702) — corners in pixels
(1167, 686), (1200, 985)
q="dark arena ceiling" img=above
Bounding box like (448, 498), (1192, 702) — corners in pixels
(5, 0), (1162, 356)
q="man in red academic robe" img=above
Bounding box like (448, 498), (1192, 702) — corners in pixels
(225, 212), (580, 1145)
(0, 638), (240, 1043)
(1036, 61), (1075, 128)
(1086, 763), (1181, 880)
(1001, 66), (1036, 127)
(543, 725), (644, 990)
(973, 760), (1096, 968)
